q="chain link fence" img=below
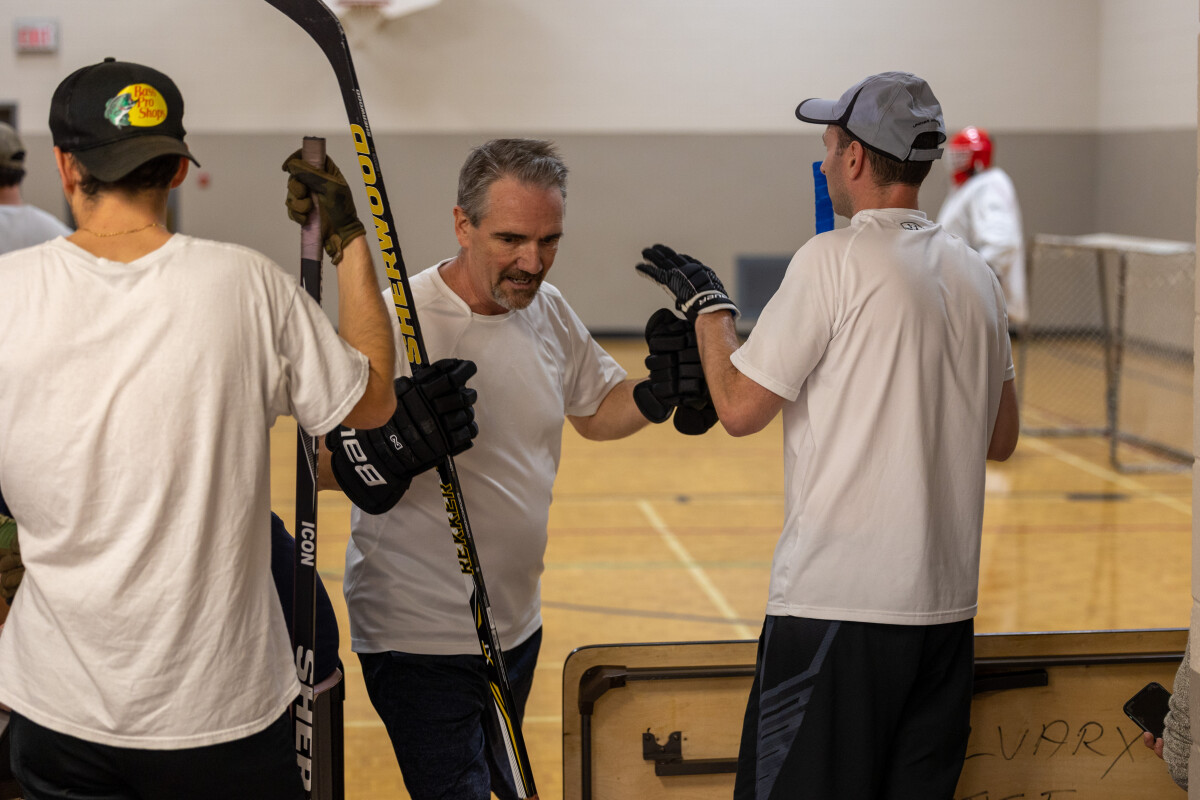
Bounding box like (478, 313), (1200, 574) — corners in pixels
(1019, 234), (1194, 473)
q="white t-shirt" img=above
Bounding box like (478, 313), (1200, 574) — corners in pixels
(344, 261), (625, 655)
(0, 235), (368, 748)
(937, 168), (1028, 325)
(0, 204), (72, 255)
(732, 209), (1014, 626)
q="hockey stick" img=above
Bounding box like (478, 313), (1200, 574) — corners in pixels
(264, 2), (538, 796)
(292, 135), (326, 797)
(812, 160), (834, 234)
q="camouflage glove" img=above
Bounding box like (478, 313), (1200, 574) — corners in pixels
(0, 521), (22, 606)
(282, 150), (367, 265)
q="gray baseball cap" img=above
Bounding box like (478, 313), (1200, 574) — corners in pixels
(0, 123), (25, 171)
(796, 71), (946, 162)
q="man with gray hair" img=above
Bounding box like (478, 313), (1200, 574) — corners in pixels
(637, 72), (1020, 798)
(0, 122), (72, 254)
(327, 138), (707, 800)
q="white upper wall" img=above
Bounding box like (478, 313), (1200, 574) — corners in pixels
(1, 0), (1195, 135)
(1098, 0), (1199, 129)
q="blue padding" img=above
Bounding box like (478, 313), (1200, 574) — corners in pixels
(812, 161), (834, 234)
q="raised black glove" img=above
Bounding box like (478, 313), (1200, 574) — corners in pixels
(282, 150), (367, 265)
(633, 309), (719, 435)
(636, 244), (739, 323)
(327, 359), (479, 515)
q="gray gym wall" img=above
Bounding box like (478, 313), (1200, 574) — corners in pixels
(5, 0), (1197, 333)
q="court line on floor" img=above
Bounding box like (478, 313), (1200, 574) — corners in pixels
(636, 499), (757, 639)
(1020, 436), (1191, 516)
(345, 715), (561, 728)
(542, 598), (760, 626)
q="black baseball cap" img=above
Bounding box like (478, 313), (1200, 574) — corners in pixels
(49, 57), (199, 182)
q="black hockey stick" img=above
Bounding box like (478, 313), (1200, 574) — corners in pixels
(292, 135), (326, 798)
(264, 2), (538, 796)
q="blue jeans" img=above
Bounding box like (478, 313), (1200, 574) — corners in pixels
(358, 627), (541, 800)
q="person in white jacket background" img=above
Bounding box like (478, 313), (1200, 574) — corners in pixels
(937, 126), (1029, 327)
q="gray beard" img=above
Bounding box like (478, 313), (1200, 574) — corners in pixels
(491, 275), (541, 310)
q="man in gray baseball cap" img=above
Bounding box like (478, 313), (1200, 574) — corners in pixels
(635, 70), (1019, 799)
(0, 122), (72, 254)
(795, 70), (946, 162)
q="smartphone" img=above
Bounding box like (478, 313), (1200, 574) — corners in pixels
(1123, 681), (1172, 739)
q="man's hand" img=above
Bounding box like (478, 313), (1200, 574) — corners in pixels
(633, 309), (719, 435)
(636, 244), (739, 323)
(391, 359), (480, 469)
(282, 151), (367, 265)
(1141, 730), (1165, 759)
(326, 359), (479, 514)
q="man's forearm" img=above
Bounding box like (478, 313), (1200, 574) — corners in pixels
(694, 311), (743, 417)
(337, 236), (396, 429)
(694, 312), (786, 437)
(568, 379), (649, 441)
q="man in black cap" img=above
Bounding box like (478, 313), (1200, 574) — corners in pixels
(0, 58), (399, 799)
(637, 71), (1020, 799)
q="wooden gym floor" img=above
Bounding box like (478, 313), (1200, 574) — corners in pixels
(269, 336), (1193, 799)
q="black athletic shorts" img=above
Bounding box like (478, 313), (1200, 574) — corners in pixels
(734, 615), (974, 800)
(9, 710), (303, 800)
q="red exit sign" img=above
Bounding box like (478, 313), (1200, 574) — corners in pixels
(15, 19), (59, 54)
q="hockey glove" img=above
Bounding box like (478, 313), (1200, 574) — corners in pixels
(0, 525), (21, 606)
(282, 150), (367, 265)
(672, 394), (720, 436)
(633, 309), (719, 435)
(636, 244), (739, 323)
(326, 359), (479, 515)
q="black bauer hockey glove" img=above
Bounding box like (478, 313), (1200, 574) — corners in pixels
(282, 150), (367, 265)
(636, 244), (739, 323)
(326, 359), (479, 515)
(633, 309), (719, 435)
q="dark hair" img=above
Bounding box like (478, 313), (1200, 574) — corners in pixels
(73, 154), (182, 198)
(457, 138), (567, 225)
(833, 126), (940, 187)
(0, 166), (25, 189)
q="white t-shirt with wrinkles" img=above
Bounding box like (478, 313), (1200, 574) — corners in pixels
(732, 209), (1014, 626)
(344, 261), (625, 655)
(0, 235), (368, 748)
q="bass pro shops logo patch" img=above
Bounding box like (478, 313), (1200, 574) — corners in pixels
(104, 84), (169, 129)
